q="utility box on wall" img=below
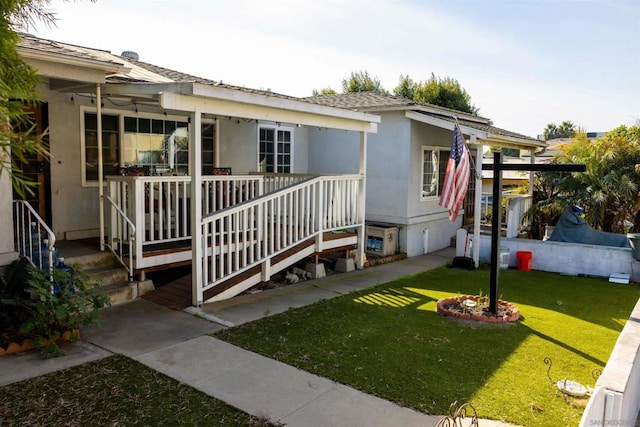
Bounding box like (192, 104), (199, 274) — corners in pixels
(366, 224), (398, 256)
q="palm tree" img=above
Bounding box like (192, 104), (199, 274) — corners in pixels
(542, 123), (558, 141)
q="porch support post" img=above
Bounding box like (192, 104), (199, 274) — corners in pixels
(472, 136), (482, 267)
(190, 111), (203, 307)
(529, 148), (535, 196)
(489, 151), (503, 314)
(357, 131), (367, 269)
(97, 84), (105, 251)
(214, 118), (220, 167)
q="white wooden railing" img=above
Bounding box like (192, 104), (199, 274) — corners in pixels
(13, 200), (56, 279)
(480, 192), (532, 237)
(104, 194), (136, 281)
(106, 174), (265, 270)
(199, 175), (363, 301)
(259, 173), (314, 193)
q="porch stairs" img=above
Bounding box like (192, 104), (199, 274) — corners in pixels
(59, 241), (154, 306)
(141, 231), (356, 310)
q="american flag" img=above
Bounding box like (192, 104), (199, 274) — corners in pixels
(439, 123), (470, 221)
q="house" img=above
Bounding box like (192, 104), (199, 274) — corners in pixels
(2, 34), (380, 306)
(304, 92), (546, 258)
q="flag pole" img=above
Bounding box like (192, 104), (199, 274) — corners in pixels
(452, 117), (481, 180)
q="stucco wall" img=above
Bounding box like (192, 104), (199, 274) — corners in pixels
(47, 90), (100, 240)
(0, 169), (18, 267)
(403, 218), (461, 256)
(221, 120), (308, 175)
(477, 236), (640, 281)
(307, 127), (360, 174)
(308, 112), (463, 257)
(310, 112), (411, 220)
(219, 119), (258, 174)
(39, 89), (314, 240)
(407, 120), (454, 218)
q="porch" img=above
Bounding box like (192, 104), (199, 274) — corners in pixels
(104, 172), (364, 304)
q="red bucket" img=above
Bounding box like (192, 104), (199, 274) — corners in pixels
(516, 251), (533, 272)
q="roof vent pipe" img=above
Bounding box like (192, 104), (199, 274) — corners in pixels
(121, 51), (139, 60)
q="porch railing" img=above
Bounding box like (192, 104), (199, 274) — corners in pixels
(106, 174), (265, 270)
(13, 200), (56, 279)
(260, 173), (314, 193)
(480, 192), (532, 237)
(199, 174), (363, 301)
(104, 194), (135, 281)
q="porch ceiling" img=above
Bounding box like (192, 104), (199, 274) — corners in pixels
(103, 82), (380, 133)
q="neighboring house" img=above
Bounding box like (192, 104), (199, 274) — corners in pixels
(304, 92), (546, 257)
(2, 34), (380, 305)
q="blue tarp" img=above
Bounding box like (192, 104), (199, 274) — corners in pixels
(549, 207), (630, 247)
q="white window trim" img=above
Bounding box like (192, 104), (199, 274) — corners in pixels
(80, 106), (214, 187)
(420, 145), (450, 201)
(257, 123), (294, 173)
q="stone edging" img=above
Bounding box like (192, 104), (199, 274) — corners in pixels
(0, 329), (79, 357)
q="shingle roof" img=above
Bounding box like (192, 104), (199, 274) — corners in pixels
(307, 92), (415, 109)
(119, 56), (304, 102)
(306, 91), (488, 123)
(307, 91), (540, 143)
(19, 33), (309, 104)
(18, 33), (123, 68)
(450, 117), (539, 142)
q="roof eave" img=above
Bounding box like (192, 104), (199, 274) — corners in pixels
(355, 104), (489, 124)
(405, 111), (544, 149)
(18, 47), (129, 76)
(191, 83), (380, 125)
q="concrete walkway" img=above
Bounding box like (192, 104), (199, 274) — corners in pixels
(0, 248), (515, 426)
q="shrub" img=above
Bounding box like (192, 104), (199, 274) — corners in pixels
(1, 260), (111, 354)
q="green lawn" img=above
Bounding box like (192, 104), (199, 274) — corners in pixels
(214, 266), (640, 427)
(0, 355), (277, 426)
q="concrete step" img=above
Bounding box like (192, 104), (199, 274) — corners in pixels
(85, 264), (129, 286)
(64, 251), (117, 270)
(102, 280), (155, 306)
(62, 250), (144, 306)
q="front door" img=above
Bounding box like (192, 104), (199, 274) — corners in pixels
(11, 103), (51, 224)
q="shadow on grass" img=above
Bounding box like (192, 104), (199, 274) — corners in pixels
(215, 266), (639, 426)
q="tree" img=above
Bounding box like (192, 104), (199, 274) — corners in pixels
(528, 125), (640, 237)
(341, 71), (386, 94)
(311, 87), (337, 96)
(1, 0), (54, 197)
(393, 74), (416, 100)
(314, 71), (480, 115)
(559, 126), (640, 233)
(542, 120), (576, 140)
(404, 73), (479, 115)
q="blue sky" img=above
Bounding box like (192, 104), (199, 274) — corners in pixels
(32, 0), (640, 138)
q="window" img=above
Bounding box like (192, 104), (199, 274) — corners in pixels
(421, 146), (450, 199)
(83, 113), (120, 182)
(123, 116), (190, 174)
(82, 110), (216, 184)
(258, 125), (292, 173)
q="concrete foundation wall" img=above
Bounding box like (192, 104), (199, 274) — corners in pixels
(477, 236), (639, 281)
(579, 299), (640, 426)
(403, 217), (460, 257)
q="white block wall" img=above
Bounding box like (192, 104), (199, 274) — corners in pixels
(477, 236), (639, 282)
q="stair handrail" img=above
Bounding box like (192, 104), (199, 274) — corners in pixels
(202, 175), (320, 220)
(199, 174), (363, 299)
(13, 200), (56, 279)
(103, 194), (136, 281)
